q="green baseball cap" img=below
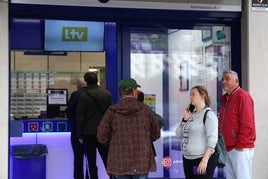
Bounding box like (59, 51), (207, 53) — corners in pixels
(119, 78), (141, 91)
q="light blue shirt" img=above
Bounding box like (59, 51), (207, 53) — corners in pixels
(176, 107), (218, 160)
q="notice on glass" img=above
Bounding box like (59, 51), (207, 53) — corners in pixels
(252, 0), (268, 11)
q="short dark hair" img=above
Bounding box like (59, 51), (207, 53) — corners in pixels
(119, 86), (133, 96)
(84, 72), (98, 85)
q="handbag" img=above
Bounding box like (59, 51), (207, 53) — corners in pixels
(203, 110), (227, 167)
(216, 134), (227, 167)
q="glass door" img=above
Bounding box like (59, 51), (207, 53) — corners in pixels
(130, 26), (231, 178)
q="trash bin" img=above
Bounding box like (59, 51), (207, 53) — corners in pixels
(12, 144), (48, 179)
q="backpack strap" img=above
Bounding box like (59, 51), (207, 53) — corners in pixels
(203, 109), (211, 125)
(85, 91), (105, 115)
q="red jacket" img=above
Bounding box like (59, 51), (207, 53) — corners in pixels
(219, 87), (256, 151)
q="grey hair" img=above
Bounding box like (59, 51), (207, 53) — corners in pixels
(222, 70), (238, 80)
(77, 77), (86, 85)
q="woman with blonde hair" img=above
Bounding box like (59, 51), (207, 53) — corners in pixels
(176, 86), (218, 179)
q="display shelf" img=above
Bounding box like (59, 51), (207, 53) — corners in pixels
(10, 71), (84, 119)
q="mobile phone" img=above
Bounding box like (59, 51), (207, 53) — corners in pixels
(188, 104), (195, 113)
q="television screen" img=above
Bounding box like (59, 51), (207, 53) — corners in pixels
(47, 88), (68, 106)
(44, 20), (104, 51)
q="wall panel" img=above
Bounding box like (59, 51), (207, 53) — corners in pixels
(48, 52), (80, 72)
(15, 51), (48, 71)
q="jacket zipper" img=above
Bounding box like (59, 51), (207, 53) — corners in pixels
(220, 96), (228, 134)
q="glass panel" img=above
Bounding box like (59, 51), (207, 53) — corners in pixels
(130, 26), (231, 178)
(10, 50), (106, 119)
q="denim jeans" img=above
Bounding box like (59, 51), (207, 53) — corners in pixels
(111, 173), (148, 179)
(225, 148), (254, 179)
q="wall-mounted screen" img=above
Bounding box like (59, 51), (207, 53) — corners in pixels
(47, 88), (68, 106)
(46, 88), (68, 118)
(44, 20), (104, 51)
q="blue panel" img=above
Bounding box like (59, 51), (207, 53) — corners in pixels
(10, 18), (43, 50)
(105, 22), (119, 103)
(9, 4), (241, 21)
(10, 120), (23, 137)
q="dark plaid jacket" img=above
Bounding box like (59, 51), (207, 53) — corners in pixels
(97, 96), (160, 175)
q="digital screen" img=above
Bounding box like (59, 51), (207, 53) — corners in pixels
(47, 89), (68, 105)
(44, 20), (104, 51)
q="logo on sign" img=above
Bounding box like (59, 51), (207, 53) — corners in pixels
(162, 156), (172, 169)
(62, 27), (88, 41)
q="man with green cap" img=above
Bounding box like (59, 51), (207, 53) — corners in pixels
(97, 77), (160, 179)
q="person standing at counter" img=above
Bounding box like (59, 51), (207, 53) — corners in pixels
(66, 77), (89, 179)
(77, 72), (112, 179)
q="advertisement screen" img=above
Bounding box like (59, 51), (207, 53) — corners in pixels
(45, 20), (104, 51)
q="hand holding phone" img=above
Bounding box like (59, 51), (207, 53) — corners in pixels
(188, 104), (195, 113)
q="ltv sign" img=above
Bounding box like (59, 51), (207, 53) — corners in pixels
(62, 27), (88, 41)
(45, 20), (104, 51)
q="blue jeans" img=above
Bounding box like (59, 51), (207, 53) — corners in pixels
(111, 174), (148, 179)
(225, 148), (254, 179)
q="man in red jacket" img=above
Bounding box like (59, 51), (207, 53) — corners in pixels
(219, 70), (256, 179)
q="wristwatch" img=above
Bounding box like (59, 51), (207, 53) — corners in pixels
(181, 117), (188, 123)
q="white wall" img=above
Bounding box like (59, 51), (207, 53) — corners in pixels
(243, 1), (268, 179)
(0, 1), (9, 179)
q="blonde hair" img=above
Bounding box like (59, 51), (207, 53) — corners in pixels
(191, 86), (210, 106)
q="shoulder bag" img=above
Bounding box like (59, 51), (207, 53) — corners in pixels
(203, 110), (227, 168)
(85, 91), (105, 115)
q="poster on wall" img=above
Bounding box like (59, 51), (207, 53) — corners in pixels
(252, 0), (268, 11)
(212, 26), (231, 46)
(144, 94), (156, 112)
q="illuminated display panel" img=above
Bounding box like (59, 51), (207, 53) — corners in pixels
(47, 88), (68, 106)
(44, 20), (104, 51)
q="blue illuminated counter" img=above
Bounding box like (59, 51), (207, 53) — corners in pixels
(9, 118), (108, 179)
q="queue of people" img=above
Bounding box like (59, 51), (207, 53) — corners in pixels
(66, 70), (255, 179)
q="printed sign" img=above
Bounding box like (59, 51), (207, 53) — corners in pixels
(252, 0), (268, 11)
(212, 26), (231, 46)
(144, 94), (156, 112)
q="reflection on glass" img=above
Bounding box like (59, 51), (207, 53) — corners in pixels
(130, 26), (230, 178)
